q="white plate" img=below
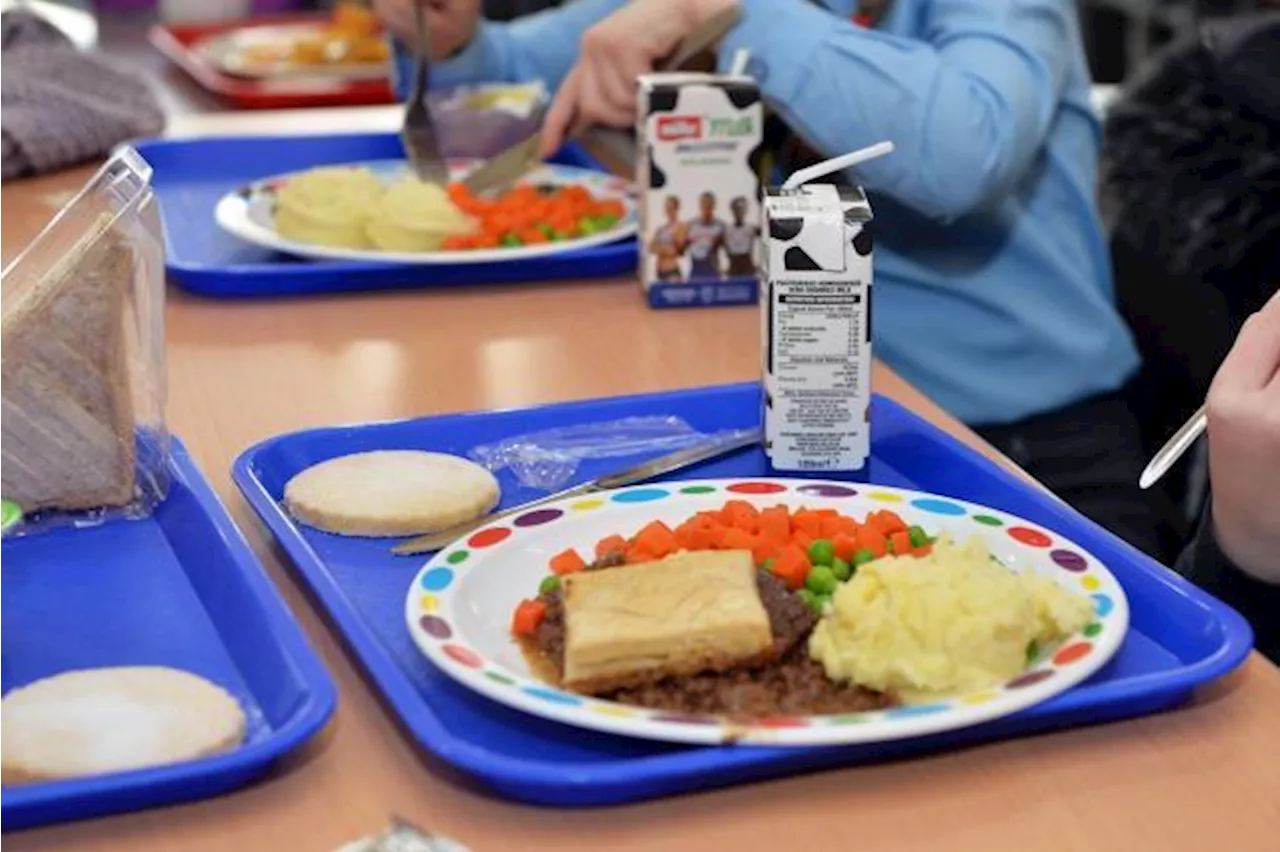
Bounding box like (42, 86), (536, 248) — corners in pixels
(194, 23), (390, 81)
(214, 160), (638, 266)
(404, 479), (1129, 747)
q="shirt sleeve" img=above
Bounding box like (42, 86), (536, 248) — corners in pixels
(417, 0), (629, 92)
(1176, 502), (1280, 662)
(719, 0), (1080, 219)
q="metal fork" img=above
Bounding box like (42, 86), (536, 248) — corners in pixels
(401, 1), (449, 185)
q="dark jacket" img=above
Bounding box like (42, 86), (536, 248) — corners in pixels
(1176, 506), (1280, 663)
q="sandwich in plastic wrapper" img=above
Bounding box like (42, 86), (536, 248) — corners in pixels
(1, 147), (170, 536)
(470, 416), (756, 492)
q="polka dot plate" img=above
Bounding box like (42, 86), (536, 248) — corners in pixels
(404, 479), (1129, 746)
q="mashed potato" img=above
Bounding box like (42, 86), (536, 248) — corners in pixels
(274, 166), (384, 250)
(808, 535), (1093, 701)
(365, 178), (475, 252)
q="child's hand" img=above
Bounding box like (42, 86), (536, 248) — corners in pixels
(540, 0), (738, 157)
(372, 0), (481, 61)
(1206, 288), (1280, 583)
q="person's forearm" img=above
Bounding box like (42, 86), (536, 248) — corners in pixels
(395, 0), (628, 95)
(718, 0), (1074, 220)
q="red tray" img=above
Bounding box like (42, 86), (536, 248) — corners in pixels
(148, 14), (395, 110)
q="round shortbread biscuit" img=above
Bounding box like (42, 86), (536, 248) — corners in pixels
(1, 666), (246, 785)
(283, 450), (500, 537)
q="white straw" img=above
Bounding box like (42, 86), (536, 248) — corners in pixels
(729, 48), (751, 77)
(781, 141), (895, 190)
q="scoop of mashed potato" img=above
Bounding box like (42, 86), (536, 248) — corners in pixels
(809, 535), (1093, 701)
(365, 178), (475, 252)
(275, 166), (384, 250)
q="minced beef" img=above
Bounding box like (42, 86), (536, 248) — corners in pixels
(528, 570), (894, 717)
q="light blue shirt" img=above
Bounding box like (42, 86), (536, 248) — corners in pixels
(399, 0), (1139, 426)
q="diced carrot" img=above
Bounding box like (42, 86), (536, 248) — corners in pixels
(684, 523), (720, 551)
(832, 533), (859, 562)
(912, 544), (934, 558)
(819, 515), (845, 540)
(724, 502), (761, 534)
(856, 525), (887, 558)
(771, 545), (811, 590)
(549, 548), (587, 575)
(512, 598), (547, 637)
(758, 507), (791, 545)
(625, 544), (659, 565)
(791, 510), (822, 539)
(835, 515), (860, 537)
(889, 530), (912, 556)
(791, 529), (815, 551)
(815, 508), (839, 518)
(633, 520), (680, 558)
(594, 535), (627, 559)
(709, 524), (735, 550)
(752, 539), (782, 567)
(869, 510), (908, 535)
(721, 527), (757, 552)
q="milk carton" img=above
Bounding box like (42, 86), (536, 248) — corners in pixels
(761, 183), (874, 472)
(636, 73), (762, 308)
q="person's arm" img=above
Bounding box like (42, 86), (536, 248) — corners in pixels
(717, 0), (1079, 220)
(394, 0), (628, 94)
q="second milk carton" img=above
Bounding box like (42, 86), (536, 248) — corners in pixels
(636, 73), (762, 308)
(761, 183), (874, 472)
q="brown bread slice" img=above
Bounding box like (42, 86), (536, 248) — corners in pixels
(1, 224), (137, 511)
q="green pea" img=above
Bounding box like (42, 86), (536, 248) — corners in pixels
(853, 548), (876, 566)
(808, 539), (835, 567)
(806, 564), (838, 596)
(814, 592), (833, 613)
(1025, 640), (1040, 665)
(830, 557), (852, 582)
(597, 213), (619, 228)
(578, 216), (600, 235)
(797, 588), (818, 612)
(539, 575), (561, 595)
(908, 525), (930, 548)
(761, 557), (778, 572)
(551, 229), (570, 241)
(501, 233), (523, 246)
(537, 222), (555, 237)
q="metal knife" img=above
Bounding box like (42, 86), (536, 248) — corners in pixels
(461, 6), (743, 195)
(391, 427), (761, 555)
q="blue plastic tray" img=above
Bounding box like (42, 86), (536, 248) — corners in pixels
(2, 438), (337, 830)
(133, 133), (638, 299)
(231, 383), (1251, 807)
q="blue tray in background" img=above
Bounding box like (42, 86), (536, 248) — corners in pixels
(1, 438), (337, 830)
(132, 134), (638, 299)
(231, 383), (1252, 807)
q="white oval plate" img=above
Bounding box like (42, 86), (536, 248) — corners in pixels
(404, 479), (1129, 747)
(214, 160), (638, 265)
(194, 24), (391, 81)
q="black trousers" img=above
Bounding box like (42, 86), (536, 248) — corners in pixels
(975, 389), (1188, 565)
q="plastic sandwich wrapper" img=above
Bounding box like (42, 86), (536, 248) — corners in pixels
(1, 148), (170, 536)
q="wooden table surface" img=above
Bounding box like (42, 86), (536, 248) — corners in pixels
(4, 22), (1280, 852)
